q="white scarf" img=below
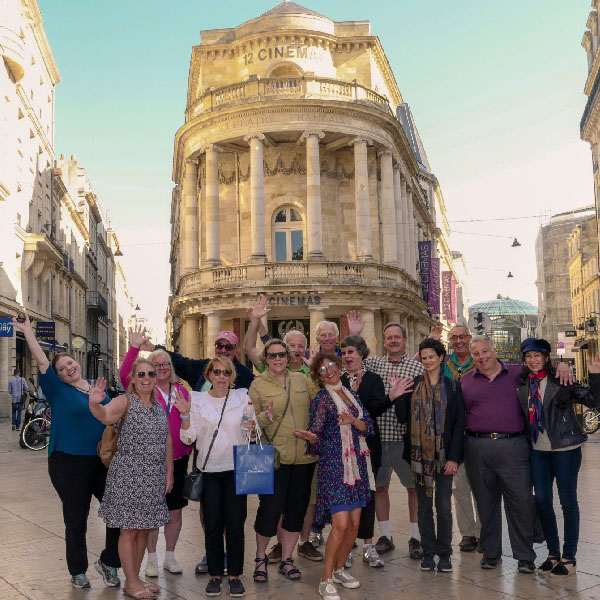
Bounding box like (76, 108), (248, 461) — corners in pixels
(324, 382), (371, 487)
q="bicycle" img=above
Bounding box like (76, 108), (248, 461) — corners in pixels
(21, 402), (51, 451)
(583, 408), (600, 434)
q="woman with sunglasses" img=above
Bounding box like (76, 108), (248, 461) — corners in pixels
(249, 339), (319, 584)
(95, 358), (174, 600)
(175, 356), (255, 598)
(119, 327), (193, 578)
(11, 312), (121, 590)
(294, 352), (374, 600)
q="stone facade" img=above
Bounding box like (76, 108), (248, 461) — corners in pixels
(169, 2), (464, 357)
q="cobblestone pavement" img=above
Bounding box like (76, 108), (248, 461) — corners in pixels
(1, 420), (600, 599)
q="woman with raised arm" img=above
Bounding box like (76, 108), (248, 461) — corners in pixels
(95, 357), (173, 600)
(119, 327), (193, 578)
(11, 312), (121, 590)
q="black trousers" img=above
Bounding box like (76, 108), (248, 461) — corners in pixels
(48, 452), (120, 575)
(415, 473), (454, 558)
(254, 462), (316, 537)
(201, 470), (247, 577)
(464, 435), (536, 562)
(357, 490), (376, 540)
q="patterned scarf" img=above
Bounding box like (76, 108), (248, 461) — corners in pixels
(528, 369), (546, 443)
(324, 382), (370, 486)
(410, 372), (447, 495)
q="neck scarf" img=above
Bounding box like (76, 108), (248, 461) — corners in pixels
(528, 369), (547, 443)
(410, 372), (447, 494)
(324, 382), (370, 486)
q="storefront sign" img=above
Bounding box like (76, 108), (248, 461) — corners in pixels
(35, 321), (55, 343)
(268, 295), (321, 306)
(428, 258), (440, 315)
(242, 45), (328, 65)
(418, 241), (431, 303)
(0, 318), (13, 337)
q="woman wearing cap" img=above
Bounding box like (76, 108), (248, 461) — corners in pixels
(517, 338), (600, 577)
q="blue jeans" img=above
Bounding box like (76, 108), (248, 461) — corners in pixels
(11, 402), (22, 429)
(530, 447), (582, 561)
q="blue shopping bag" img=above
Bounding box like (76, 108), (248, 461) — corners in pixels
(234, 441), (274, 495)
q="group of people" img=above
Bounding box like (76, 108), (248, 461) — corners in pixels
(10, 296), (600, 600)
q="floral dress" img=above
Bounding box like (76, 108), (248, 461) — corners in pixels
(308, 388), (375, 526)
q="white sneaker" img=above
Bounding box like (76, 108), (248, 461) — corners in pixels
(318, 579), (340, 600)
(363, 546), (384, 568)
(344, 552), (353, 569)
(332, 568), (360, 589)
(309, 531), (324, 547)
(145, 561), (159, 577)
(163, 557), (183, 574)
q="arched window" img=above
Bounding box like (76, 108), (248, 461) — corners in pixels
(272, 206), (304, 261)
(268, 63), (304, 78)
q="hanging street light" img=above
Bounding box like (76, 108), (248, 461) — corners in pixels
(511, 238), (521, 247)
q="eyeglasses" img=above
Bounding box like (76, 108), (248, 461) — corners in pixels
(450, 335), (470, 342)
(211, 369), (232, 376)
(266, 351), (287, 359)
(215, 343), (235, 351)
(153, 363), (170, 369)
(136, 371), (157, 379)
(319, 362), (338, 375)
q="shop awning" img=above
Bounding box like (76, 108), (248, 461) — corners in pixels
(572, 338), (595, 350)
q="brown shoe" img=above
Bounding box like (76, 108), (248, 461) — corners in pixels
(408, 538), (423, 560)
(374, 536), (395, 555)
(267, 542), (282, 563)
(459, 536), (478, 552)
(297, 541), (324, 561)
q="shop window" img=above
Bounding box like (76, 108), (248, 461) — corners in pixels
(272, 206), (304, 261)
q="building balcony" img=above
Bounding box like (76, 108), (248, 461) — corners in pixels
(178, 261), (420, 297)
(186, 76), (393, 121)
(86, 290), (108, 317)
(581, 67), (600, 138)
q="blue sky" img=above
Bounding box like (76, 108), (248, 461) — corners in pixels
(38, 0), (595, 338)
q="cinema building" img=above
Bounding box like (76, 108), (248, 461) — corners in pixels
(168, 2), (465, 358)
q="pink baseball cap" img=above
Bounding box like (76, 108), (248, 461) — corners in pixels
(215, 331), (238, 346)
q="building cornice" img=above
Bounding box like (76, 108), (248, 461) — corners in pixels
(24, 0), (60, 85)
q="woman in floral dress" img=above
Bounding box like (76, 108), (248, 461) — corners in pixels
(294, 352), (374, 600)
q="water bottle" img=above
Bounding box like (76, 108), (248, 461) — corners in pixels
(241, 400), (254, 430)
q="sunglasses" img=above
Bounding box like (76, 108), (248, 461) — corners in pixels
(266, 351), (287, 359)
(319, 362), (338, 375)
(215, 343), (235, 351)
(136, 371), (157, 379)
(153, 363), (170, 369)
(211, 369), (232, 376)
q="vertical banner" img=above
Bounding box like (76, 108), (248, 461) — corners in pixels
(428, 258), (440, 314)
(442, 271), (453, 321)
(418, 241), (431, 303)
(450, 277), (457, 323)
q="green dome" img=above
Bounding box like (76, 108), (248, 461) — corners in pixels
(469, 296), (537, 317)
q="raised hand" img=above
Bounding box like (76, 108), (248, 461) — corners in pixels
(172, 388), (190, 416)
(89, 378), (107, 405)
(388, 374), (414, 401)
(346, 310), (365, 336)
(429, 325), (443, 341)
(293, 429), (317, 445)
(130, 325), (150, 349)
(556, 362), (575, 386)
(247, 294), (271, 321)
(587, 353), (600, 374)
(11, 310), (32, 333)
(304, 345), (318, 367)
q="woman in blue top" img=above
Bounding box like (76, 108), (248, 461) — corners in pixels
(12, 312), (121, 590)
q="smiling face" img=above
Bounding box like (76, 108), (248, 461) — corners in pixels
(420, 347), (444, 374)
(384, 325), (407, 358)
(341, 345), (362, 373)
(215, 338), (236, 360)
(285, 331), (307, 365)
(471, 339), (499, 375)
(317, 323), (338, 353)
(152, 351), (172, 384)
(54, 355), (82, 384)
(524, 351), (548, 374)
(449, 326), (472, 359)
(265, 343), (289, 376)
(207, 359), (233, 390)
(319, 358), (341, 386)
(132, 361), (157, 395)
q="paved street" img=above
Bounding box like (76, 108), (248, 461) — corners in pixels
(1, 420), (600, 600)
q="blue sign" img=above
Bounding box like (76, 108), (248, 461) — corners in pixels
(35, 321), (55, 343)
(0, 318), (13, 337)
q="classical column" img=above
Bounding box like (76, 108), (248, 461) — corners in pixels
(182, 317), (201, 359)
(384, 311), (400, 326)
(205, 311), (223, 351)
(303, 131), (325, 260)
(204, 145), (221, 266)
(406, 317), (416, 355)
(393, 163), (403, 265)
(361, 308), (376, 355)
(181, 160), (199, 273)
(400, 176), (411, 274)
(407, 184), (418, 278)
(309, 306), (327, 347)
(352, 137), (373, 262)
(379, 150), (397, 266)
(244, 134), (267, 262)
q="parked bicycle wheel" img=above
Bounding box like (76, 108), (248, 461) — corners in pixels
(22, 417), (51, 450)
(583, 409), (600, 434)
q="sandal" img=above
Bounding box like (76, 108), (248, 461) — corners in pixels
(539, 556), (560, 572)
(278, 558), (301, 581)
(144, 581), (160, 593)
(124, 588), (157, 599)
(550, 559), (576, 577)
(253, 557), (268, 583)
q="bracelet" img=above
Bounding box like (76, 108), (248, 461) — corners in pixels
(180, 414), (190, 420)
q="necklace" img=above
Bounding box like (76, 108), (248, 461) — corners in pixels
(74, 381), (91, 394)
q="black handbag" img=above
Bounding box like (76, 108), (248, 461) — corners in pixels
(183, 390), (229, 502)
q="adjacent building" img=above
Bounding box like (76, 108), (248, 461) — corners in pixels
(168, 1), (466, 357)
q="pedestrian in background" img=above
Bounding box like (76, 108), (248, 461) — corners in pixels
(8, 367), (28, 431)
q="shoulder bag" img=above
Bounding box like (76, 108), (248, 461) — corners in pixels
(183, 389), (230, 502)
(97, 395), (131, 468)
(262, 384), (291, 470)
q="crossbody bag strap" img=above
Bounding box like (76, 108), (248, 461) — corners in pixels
(116, 396), (132, 436)
(200, 389), (230, 471)
(264, 381), (292, 444)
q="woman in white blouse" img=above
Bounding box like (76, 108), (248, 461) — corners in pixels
(175, 356), (255, 598)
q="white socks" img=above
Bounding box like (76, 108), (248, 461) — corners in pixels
(147, 551), (158, 565)
(378, 520), (392, 538)
(410, 522), (420, 541)
(165, 551), (175, 562)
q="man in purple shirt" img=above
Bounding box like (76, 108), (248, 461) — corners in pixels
(460, 335), (537, 573)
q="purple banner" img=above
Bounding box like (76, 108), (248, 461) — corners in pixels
(442, 271), (453, 321)
(451, 277), (457, 323)
(429, 258), (440, 314)
(418, 241), (431, 302)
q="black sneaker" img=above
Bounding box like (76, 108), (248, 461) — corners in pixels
(539, 556), (560, 572)
(228, 578), (245, 597)
(437, 556), (452, 572)
(206, 577), (222, 596)
(480, 557), (501, 569)
(408, 538), (423, 560)
(374, 535), (395, 554)
(420, 556), (435, 571)
(518, 560), (536, 574)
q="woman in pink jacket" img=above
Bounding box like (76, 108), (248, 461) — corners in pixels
(120, 327), (193, 579)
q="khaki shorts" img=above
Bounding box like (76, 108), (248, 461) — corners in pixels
(375, 440), (415, 489)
